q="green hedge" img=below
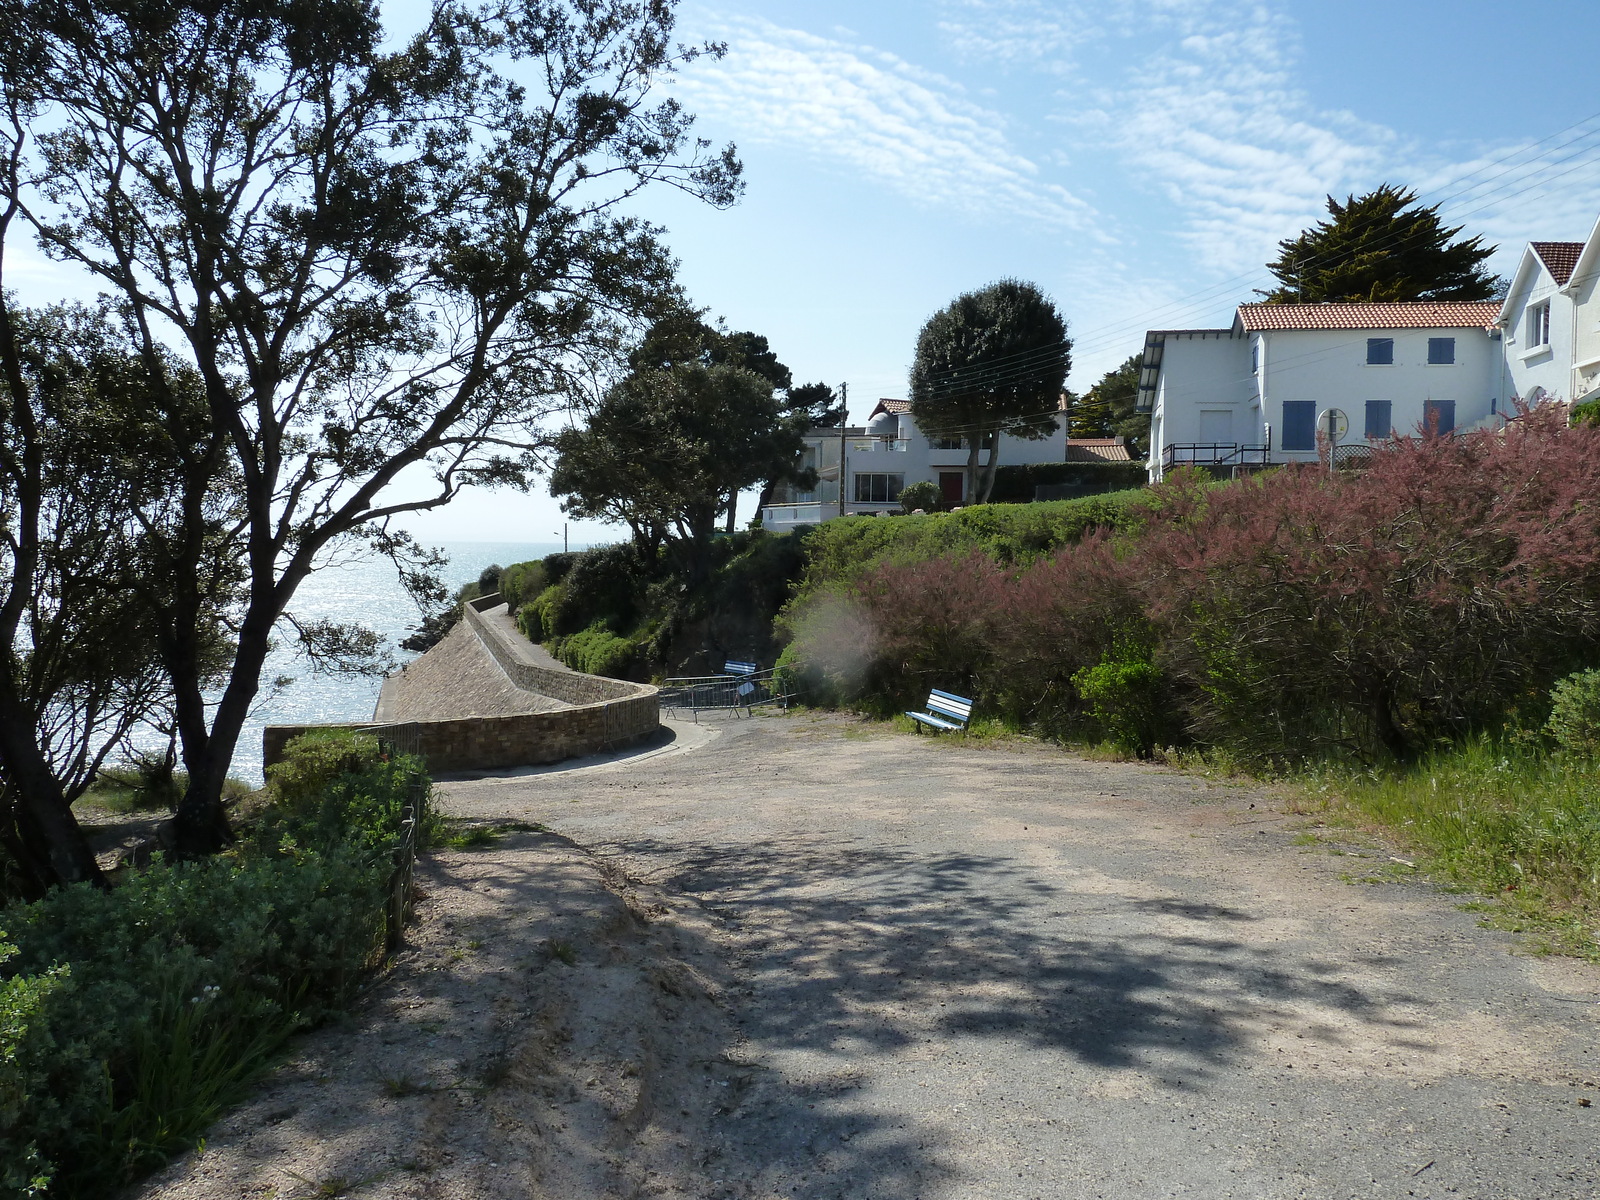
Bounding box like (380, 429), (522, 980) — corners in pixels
(797, 490), (1146, 592)
(987, 461), (1146, 503)
(0, 730), (428, 1199)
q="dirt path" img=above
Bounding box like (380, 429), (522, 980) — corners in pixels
(143, 713), (1600, 1199)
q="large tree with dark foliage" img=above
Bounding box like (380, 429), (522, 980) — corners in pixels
(549, 355), (807, 579)
(909, 280), (1070, 504)
(0, 307), (239, 893)
(0, 0), (740, 860)
(1262, 185), (1498, 303)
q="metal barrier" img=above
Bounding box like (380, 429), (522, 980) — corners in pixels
(384, 770), (428, 951)
(658, 667), (792, 718)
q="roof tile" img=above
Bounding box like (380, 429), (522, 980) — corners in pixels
(1532, 241), (1585, 285)
(1236, 301), (1501, 331)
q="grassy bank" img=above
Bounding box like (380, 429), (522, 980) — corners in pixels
(1303, 741), (1600, 958)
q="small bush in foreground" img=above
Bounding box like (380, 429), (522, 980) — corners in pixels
(1546, 669), (1600, 757)
(0, 732), (427, 1198)
(1073, 643), (1167, 759)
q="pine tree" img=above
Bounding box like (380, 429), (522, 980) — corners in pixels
(1262, 185), (1498, 303)
(1071, 355), (1149, 453)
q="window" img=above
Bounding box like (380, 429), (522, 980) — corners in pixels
(1364, 400), (1392, 439)
(1423, 399), (1456, 435)
(853, 473), (904, 503)
(929, 436), (964, 450)
(1427, 337), (1455, 365)
(1251, 341), (1260, 373)
(1281, 401), (1316, 451)
(1528, 301), (1551, 348)
(1366, 337), (1394, 365)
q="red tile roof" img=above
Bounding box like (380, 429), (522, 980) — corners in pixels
(1236, 301), (1501, 331)
(1532, 241), (1585, 285)
(872, 398), (912, 415)
(1066, 438), (1133, 463)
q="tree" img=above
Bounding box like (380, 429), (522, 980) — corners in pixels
(1069, 355), (1149, 453)
(1262, 184), (1498, 303)
(0, 307), (236, 893)
(0, 0), (740, 858)
(909, 280), (1070, 504)
(550, 359), (807, 580)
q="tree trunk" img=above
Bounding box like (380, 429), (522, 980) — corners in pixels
(964, 436), (981, 507)
(0, 687), (106, 889)
(724, 488), (737, 534)
(976, 426), (1001, 503)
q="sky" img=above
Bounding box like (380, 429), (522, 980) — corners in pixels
(15, 0), (1600, 552)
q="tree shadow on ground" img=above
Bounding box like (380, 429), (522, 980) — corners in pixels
(615, 833), (1428, 1082)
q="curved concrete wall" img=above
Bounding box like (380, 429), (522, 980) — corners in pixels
(263, 597), (658, 773)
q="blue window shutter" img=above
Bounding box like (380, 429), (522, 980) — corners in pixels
(1366, 338), (1394, 365)
(1424, 400), (1456, 435)
(1364, 400), (1392, 439)
(1281, 401), (1316, 450)
(1427, 337), (1455, 365)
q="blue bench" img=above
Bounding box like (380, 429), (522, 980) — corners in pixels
(907, 689), (972, 734)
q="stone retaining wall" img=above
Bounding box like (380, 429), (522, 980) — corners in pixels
(263, 599), (659, 773)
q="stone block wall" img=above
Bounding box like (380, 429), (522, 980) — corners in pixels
(264, 601), (659, 773)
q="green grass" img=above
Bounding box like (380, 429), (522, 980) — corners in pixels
(1309, 738), (1600, 958)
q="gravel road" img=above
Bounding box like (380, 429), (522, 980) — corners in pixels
(437, 711), (1600, 1200)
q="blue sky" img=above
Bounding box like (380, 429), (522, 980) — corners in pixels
(410, 0), (1599, 546)
(13, 0), (1600, 551)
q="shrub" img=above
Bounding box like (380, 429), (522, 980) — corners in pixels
(1072, 643), (1167, 758)
(1141, 410), (1600, 763)
(554, 622), (636, 678)
(516, 600), (545, 642)
(476, 563), (503, 595)
(898, 480), (941, 514)
(498, 560), (548, 611)
(0, 733), (428, 1198)
(1547, 669), (1600, 756)
(987, 461), (1146, 503)
(551, 543), (654, 637)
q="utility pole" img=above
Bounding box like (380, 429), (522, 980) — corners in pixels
(837, 382), (849, 519)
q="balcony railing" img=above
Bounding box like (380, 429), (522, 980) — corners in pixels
(851, 438), (909, 453)
(1162, 443), (1270, 470)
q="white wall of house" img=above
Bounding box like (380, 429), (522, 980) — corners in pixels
(1144, 314), (1501, 481)
(1501, 247), (1578, 406)
(1565, 222), (1600, 404)
(1258, 325), (1500, 463)
(1145, 331), (1251, 481)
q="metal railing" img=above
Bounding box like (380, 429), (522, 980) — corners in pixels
(1162, 442), (1271, 470)
(658, 666), (792, 717)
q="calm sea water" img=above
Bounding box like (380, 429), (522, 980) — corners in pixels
(220, 540), (569, 783)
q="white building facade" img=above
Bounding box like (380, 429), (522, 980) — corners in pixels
(1141, 301), (1504, 481)
(762, 398), (1068, 530)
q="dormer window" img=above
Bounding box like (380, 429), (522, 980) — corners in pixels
(1527, 301), (1551, 348)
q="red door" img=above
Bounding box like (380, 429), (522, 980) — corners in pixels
(939, 472), (964, 505)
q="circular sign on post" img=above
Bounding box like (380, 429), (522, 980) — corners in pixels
(1318, 408), (1349, 443)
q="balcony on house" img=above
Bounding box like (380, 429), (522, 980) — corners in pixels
(1161, 442), (1271, 474)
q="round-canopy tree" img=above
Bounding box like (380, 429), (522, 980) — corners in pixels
(909, 280), (1070, 505)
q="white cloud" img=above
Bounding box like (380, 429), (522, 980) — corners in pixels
(670, 13), (1099, 233)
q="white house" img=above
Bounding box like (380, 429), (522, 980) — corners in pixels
(1498, 217), (1600, 408)
(762, 397), (1068, 530)
(1498, 239), (1585, 406)
(1141, 301), (1504, 481)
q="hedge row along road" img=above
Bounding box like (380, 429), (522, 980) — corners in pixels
(143, 713), (1600, 1199)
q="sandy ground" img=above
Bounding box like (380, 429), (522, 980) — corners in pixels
(138, 712), (1600, 1200)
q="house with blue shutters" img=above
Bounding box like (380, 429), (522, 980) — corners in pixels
(1140, 217), (1600, 483)
(1140, 300), (1503, 482)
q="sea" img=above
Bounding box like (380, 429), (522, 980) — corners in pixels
(177, 540), (572, 784)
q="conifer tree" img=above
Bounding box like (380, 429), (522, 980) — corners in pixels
(1262, 185), (1498, 303)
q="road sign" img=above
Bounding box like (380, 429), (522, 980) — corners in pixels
(1318, 407), (1349, 443)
